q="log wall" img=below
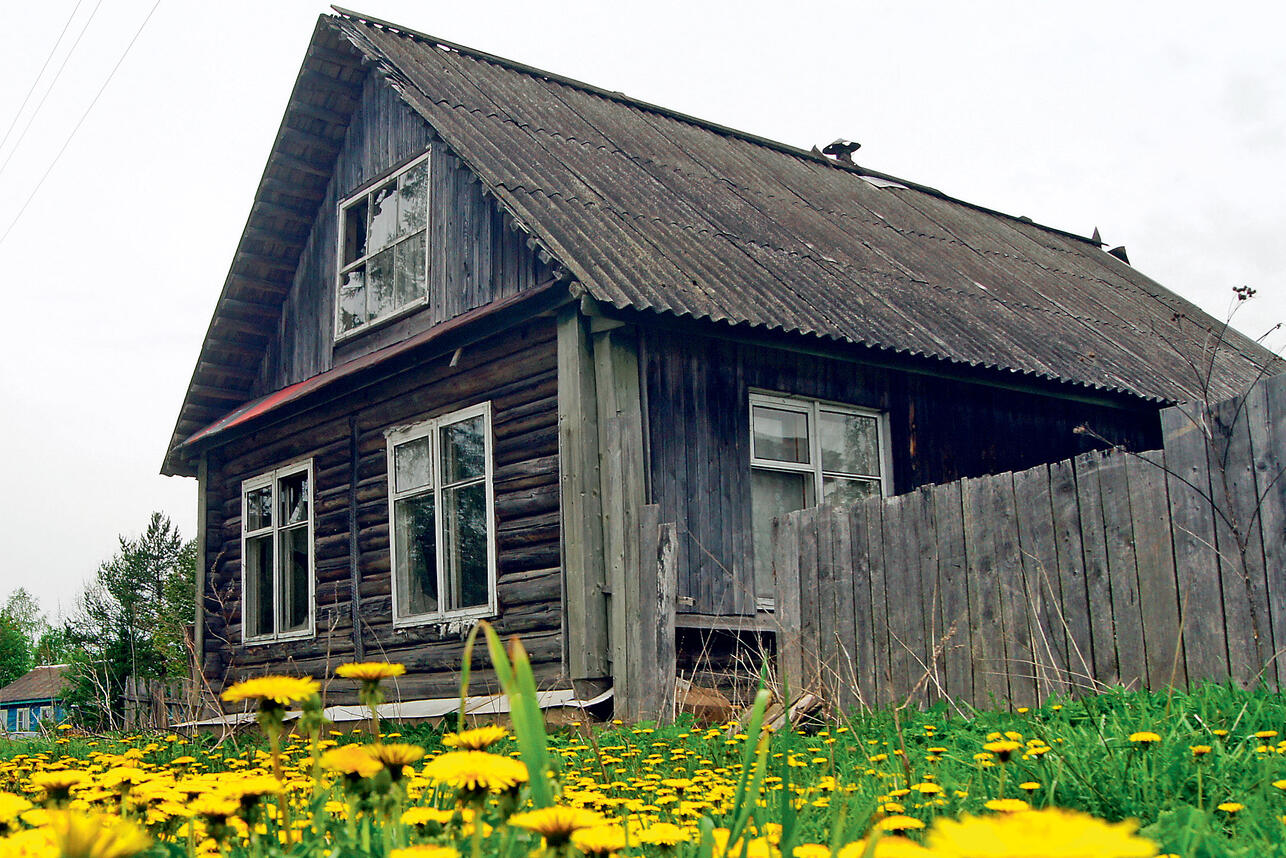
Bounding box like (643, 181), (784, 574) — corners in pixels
(200, 318), (561, 702)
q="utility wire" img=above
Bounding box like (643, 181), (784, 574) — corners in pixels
(0, 0), (163, 248)
(0, 0), (86, 155)
(0, 0), (107, 184)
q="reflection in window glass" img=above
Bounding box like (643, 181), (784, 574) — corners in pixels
(242, 465), (312, 642)
(752, 406), (810, 463)
(823, 476), (881, 505)
(820, 411), (880, 476)
(279, 526), (310, 633)
(246, 487), (272, 531)
(245, 534), (273, 639)
(751, 470), (813, 601)
(389, 405), (494, 622)
(338, 154), (430, 337)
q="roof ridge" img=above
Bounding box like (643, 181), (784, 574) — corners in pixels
(328, 6), (1100, 247)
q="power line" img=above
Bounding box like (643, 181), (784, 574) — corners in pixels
(0, 0), (87, 155)
(0, 0), (163, 249)
(0, 0), (107, 184)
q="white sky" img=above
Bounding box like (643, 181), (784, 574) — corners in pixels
(1, 1), (1283, 619)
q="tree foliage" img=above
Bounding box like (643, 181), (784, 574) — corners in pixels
(0, 588), (45, 687)
(63, 512), (195, 728)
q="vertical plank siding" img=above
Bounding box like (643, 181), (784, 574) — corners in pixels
(201, 320), (560, 701)
(774, 373), (1286, 710)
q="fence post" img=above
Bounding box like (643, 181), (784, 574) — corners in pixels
(774, 512), (803, 696)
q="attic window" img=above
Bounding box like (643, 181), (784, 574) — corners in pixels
(336, 151), (430, 338)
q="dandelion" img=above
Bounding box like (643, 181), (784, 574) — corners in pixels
(836, 837), (934, 857)
(983, 740), (1022, 763)
(793, 844), (831, 858)
(221, 675), (320, 708)
(509, 805), (605, 844)
(638, 822), (691, 847)
(876, 815), (926, 833)
(927, 808), (1158, 857)
(45, 810), (153, 858)
(1018, 782), (1041, 795)
(985, 798), (1031, 812)
(366, 743), (425, 781)
(1191, 745), (1212, 757)
(336, 661), (405, 735)
(423, 750), (528, 800)
(572, 824), (629, 857)
(389, 847), (460, 858)
(1255, 731), (1279, 739)
(441, 725), (509, 751)
(1217, 802), (1244, 814)
(320, 744), (382, 782)
(29, 770), (90, 806)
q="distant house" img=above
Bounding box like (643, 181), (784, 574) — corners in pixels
(162, 11), (1279, 714)
(0, 665), (69, 735)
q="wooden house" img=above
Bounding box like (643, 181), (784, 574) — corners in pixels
(0, 665), (69, 735)
(162, 10), (1279, 714)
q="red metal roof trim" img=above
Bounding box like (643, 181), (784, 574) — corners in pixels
(180, 279), (564, 452)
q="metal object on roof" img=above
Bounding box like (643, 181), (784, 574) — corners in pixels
(822, 138), (861, 164)
(163, 10), (1281, 475)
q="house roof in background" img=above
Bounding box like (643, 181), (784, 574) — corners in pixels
(0, 665), (69, 705)
(164, 10), (1281, 475)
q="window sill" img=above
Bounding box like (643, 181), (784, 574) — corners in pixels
(392, 608), (495, 632)
(242, 629), (315, 647)
(334, 295), (429, 344)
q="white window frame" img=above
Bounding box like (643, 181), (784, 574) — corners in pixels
(240, 459), (316, 644)
(334, 149), (432, 342)
(749, 391), (892, 609)
(386, 402), (498, 628)
(15, 707), (30, 732)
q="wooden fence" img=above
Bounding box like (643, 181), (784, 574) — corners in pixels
(123, 676), (220, 731)
(771, 372), (1286, 710)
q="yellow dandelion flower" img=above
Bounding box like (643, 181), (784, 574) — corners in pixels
(509, 806), (605, 844)
(982, 740), (1021, 762)
(401, 806), (455, 827)
(221, 676), (320, 707)
(876, 815), (926, 833)
(0, 792), (34, 823)
(1217, 802), (1243, 813)
(1272, 779), (1286, 791)
(1019, 782), (1041, 794)
(912, 782), (943, 795)
(320, 744), (382, 779)
(422, 750), (528, 793)
(335, 662), (407, 681)
(389, 846), (459, 858)
(1190, 745), (1213, 757)
(1255, 730), (1279, 739)
(638, 822), (691, 846)
(46, 810), (152, 858)
(985, 798), (1031, 812)
(367, 743), (426, 769)
(441, 725), (509, 751)
(793, 844), (831, 858)
(927, 808), (1158, 858)
(572, 824), (629, 856)
(190, 794), (240, 821)
(1128, 732), (1161, 745)
(836, 837), (934, 858)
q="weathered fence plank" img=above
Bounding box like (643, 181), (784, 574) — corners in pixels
(847, 503), (877, 708)
(914, 487), (941, 706)
(1074, 451), (1118, 688)
(962, 477), (1005, 707)
(798, 507), (820, 690)
(882, 493), (916, 703)
(1048, 458), (1095, 692)
(988, 474), (1031, 706)
(1126, 450), (1186, 688)
(831, 505), (859, 711)
(774, 513), (803, 692)
(1161, 405), (1231, 684)
(1012, 464), (1068, 700)
(1098, 452), (1145, 691)
(865, 497), (893, 706)
(932, 480), (972, 707)
(1245, 375), (1286, 686)
(816, 503), (839, 704)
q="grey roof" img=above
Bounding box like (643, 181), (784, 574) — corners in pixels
(332, 10), (1278, 404)
(0, 665), (69, 705)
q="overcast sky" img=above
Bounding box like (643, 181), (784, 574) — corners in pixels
(1, 1), (1282, 621)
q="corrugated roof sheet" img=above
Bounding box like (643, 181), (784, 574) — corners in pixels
(329, 10), (1279, 404)
(0, 665), (69, 705)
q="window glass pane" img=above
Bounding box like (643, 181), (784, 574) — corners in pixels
(442, 482), (488, 611)
(752, 405), (810, 463)
(366, 247), (396, 321)
(823, 476), (881, 505)
(440, 415), (486, 484)
(278, 525), (310, 633)
(338, 267), (367, 333)
(343, 199), (368, 264)
(245, 534), (274, 638)
(751, 469), (813, 601)
(820, 411), (880, 476)
(278, 471), (309, 526)
(395, 494), (438, 616)
(245, 486), (272, 531)
(395, 231), (426, 308)
(368, 180), (401, 250)
(394, 436), (432, 493)
(399, 162), (427, 233)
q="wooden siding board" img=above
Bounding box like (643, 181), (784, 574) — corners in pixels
(1073, 451), (1118, 687)
(1048, 458), (1095, 691)
(932, 480), (972, 706)
(864, 497), (892, 706)
(1126, 451), (1186, 687)
(962, 477), (1005, 707)
(798, 507), (820, 690)
(846, 503), (876, 710)
(831, 505), (858, 712)
(1011, 465), (1069, 700)
(1097, 451), (1145, 690)
(882, 493), (915, 703)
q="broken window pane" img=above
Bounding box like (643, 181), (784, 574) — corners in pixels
(343, 199), (368, 264)
(245, 486), (272, 532)
(395, 436), (432, 493)
(368, 180), (401, 250)
(396, 493), (438, 616)
(395, 231), (427, 308)
(278, 471), (308, 525)
(367, 247), (396, 321)
(819, 411), (879, 476)
(245, 533), (274, 638)
(441, 415), (485, 485)
(823, 476), (881, 505)
(399, 162), (428, 233)
(442, 481), (488, 611)
(338, 267), (367, 333)
(753, 406), (810, 463)
(278, 525), (310, 633)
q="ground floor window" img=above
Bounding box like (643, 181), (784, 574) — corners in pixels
(15, 707), (30, 731)
(749, 392), (890, 607)
(386, 402), (496, 625)
(241, 460), (314, 642)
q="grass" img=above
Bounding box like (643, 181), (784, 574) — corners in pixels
(0, 630), (1284, 857)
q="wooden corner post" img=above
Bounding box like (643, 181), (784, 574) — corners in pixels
(557, 307), (611, 695)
